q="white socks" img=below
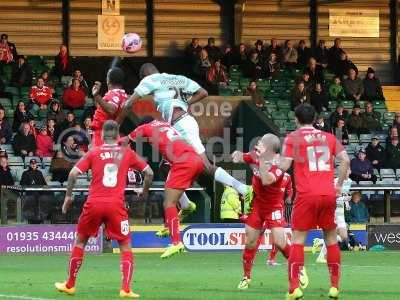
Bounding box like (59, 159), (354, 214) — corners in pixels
(179, 193), (191, 209)
(214, 167), (248, 195)
(318, 235), (342, 261)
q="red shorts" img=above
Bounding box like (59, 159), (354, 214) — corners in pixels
(245, 201), (285, 230)
(76, 200), (131, 244)
(165, 153), (204, 189)
(92, 129), (103, 147)
(291, 194), (336, 231)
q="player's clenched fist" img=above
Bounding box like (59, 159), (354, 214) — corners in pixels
(92, 81), (102, 97)
(231, 150), (244, 163)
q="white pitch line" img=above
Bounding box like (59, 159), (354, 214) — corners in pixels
(0, 294), (55, 300)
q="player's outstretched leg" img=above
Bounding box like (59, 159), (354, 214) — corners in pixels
(119, 243), (139, 298)
(55, 235), (88, 295)
(161, 188), (186, 259)
(178, 192), (196, 221)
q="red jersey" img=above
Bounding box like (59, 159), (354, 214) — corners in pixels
(243, 151), (285, 209)
(282, 126), (344, 196)
(128, 120), (198, 164)
(30, 85), (53, 105)
(92, 89), (127, 130)
(75, 144), (148, 204)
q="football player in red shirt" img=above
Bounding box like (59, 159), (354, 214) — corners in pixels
(55, 120), (154, 299)
(126, 116), (205, 259)
(280, 104), (350, 300)
(232, 134), (308, 290)
(91, 67), (128, 147)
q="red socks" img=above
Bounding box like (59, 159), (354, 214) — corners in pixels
(120, 251), (134, 293)
(242, 247), (257, 278)
(165, 206), (180, 245)
(327, 244), (341, 288)
(66, 246), (84, 289)
(288, 244), (304, 293)
(279, 244), (291, 259)
(268, 244), (278, 260)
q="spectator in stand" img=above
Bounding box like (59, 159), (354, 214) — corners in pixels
(346, 191), (369, 224)
(47, 118), (56, 140)
(29, 77), (53, 110)
(35, 125), (54, 158)
(343, 68), (363, 102)
(333, 52), (357, 78)
(313, 39), (329, 68)
(332, 118), (349, 145)
(47, 99), (65, 124)
(313, 115), (330, 132)
(221, 44), (234, 69)
(310, 82), (328, 113)
(297, 40), (311, 69)
(204, 37), (221, 62)
(329, 103), (349, 128)
(12, 101), (31, 132)
(263, 53), (280, 79)
(245, 81), (264, 108)
(0, 34), (17, 62)
(55, 111), (76, 141)
(233, 43), (248, 66)
(207, 60), (228, 93)
(28, 118), (37, 138)
(328, 38), (344, 70)
(254, 40), (265, 61)
(346, 104), (364, 135)
(306, 57), (324, 84)
(297, 71), (313, 92)
(389, 126), (398, 141)
(71, 69), (88, 92)
(385, 136), (400, 169)
(82, 117), (93, 141)
(12, 122), (36, 157)
(366, 136), (385, 170)
(350, 148), (377, 184)
(392, 113), (400, 133)
(40, 71), (55, 94)
(62, 78), (87, 110)
(54, 44), (72, 84)
(20, 158), (47, 185)
(282, 40), (298, 68)
(265, 38), (282, 61)
(328, 76), (346, 102)
(0, 156), (14, 186)
(291, 81), (310, 109)
(10, 56), (32, 87)
(185, 38), (202, 66)
(362, 102), (381, 132)
(193, 49), (211, 82)
(0, 108), (12, 145)
(242, 50), (262, 79)
(363, 67), (384, 101)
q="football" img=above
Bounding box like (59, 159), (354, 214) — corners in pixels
(121, 32), (142, 53)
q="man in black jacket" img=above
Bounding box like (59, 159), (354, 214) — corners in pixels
(366, 136), (385, 170)
(20, 158), (46, 186)
(12, 122), (36, 157)
(0, 156), (14, 186)
(11, 56), (32, 87)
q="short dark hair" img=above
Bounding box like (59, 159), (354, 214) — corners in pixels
(137, 115), (154, 126)
(139, 63), (159, 79)
(1, 34), (8, 39)
(102, 120), (119, 139)
(107, 67), (125, 86)
(295, 104), (316, 125)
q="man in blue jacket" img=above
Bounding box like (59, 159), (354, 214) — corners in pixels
(349, 149), (377, 184)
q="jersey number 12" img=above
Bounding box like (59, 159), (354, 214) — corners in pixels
(307, 146), (330, 171)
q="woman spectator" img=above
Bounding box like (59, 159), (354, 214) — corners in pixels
(193, 49), (212, 82)
(328, 76), (346, 102)
(62, 78), (87, 110)
(332, 118), (349, 145)
(35, 125), (54, 158)
(310, 83), (328, 113)
(291, 81), (310, 109)
(12, 101), (31, 132)
(54, 44), (72, 83)
(47, 100), (65, 124)
(207, 60), (229, 93)
(12, 122), (36, 157)
(306, 57), (324, 84)
(263, 53), (280, 79)
(10, 56), (32, 87)
(282, 40), (298, 68)
(245, 81), (264, 108)
(242, 51), (262, 79)
(297, 40), (311, 68)
(363, 67), (384, 101)
(233, 43), (248, 66)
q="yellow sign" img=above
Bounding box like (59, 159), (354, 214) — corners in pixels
(98, 15), (125, 50)
(329, 9), (379, 38)
(102, 0), (120, 15)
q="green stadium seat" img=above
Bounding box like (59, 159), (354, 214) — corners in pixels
(360, 134), (372, 143)
(274, 119), (286, 128)
(218, 87), (233, 96)
(0, 97), (12, 108)
(272, 111), (287, 120)
(287, 110), (295, 120)
(285, 121), (297, 132)
(320, 111), (331, 119)
(239, 78), (250, 88)
(380, 169), (396, 179)
(384, 112), (395, 122)
(348, 134), (359, 144)
(8, 156), (24, 167)
(373, 101), (386, 109)
(356, 100), (366, 108)
(341, 100), (353, 110)
(328, 101), (337, 111)
(5, 86), (19, 97)
(277, 101), (291, 110)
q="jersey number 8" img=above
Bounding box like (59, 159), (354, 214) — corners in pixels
(103, 163), (118, 187)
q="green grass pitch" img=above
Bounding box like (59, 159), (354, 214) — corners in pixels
(0, 251), (398, 300)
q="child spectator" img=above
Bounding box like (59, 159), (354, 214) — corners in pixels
(12, 122), (36, 157)
(363, 67), (384, 101)
(47, 118), (56, 140)
(328, 76), (346, 102)
(62, 78), (87, 109)
(29, 77), (53, 110)
(366, 136), (385, 170)
(0, 107), (12, 145)
(40, 71), (55, 94)
(36, 125), (54, 158)
(346, 192), (369, 223)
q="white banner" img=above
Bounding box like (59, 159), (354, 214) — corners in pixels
(329, 9), (379, 38)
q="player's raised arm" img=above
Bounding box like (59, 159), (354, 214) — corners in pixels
(279, 135), (294, 172)
(187, 87), (208, 105)
(92, 81), (118, 115)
